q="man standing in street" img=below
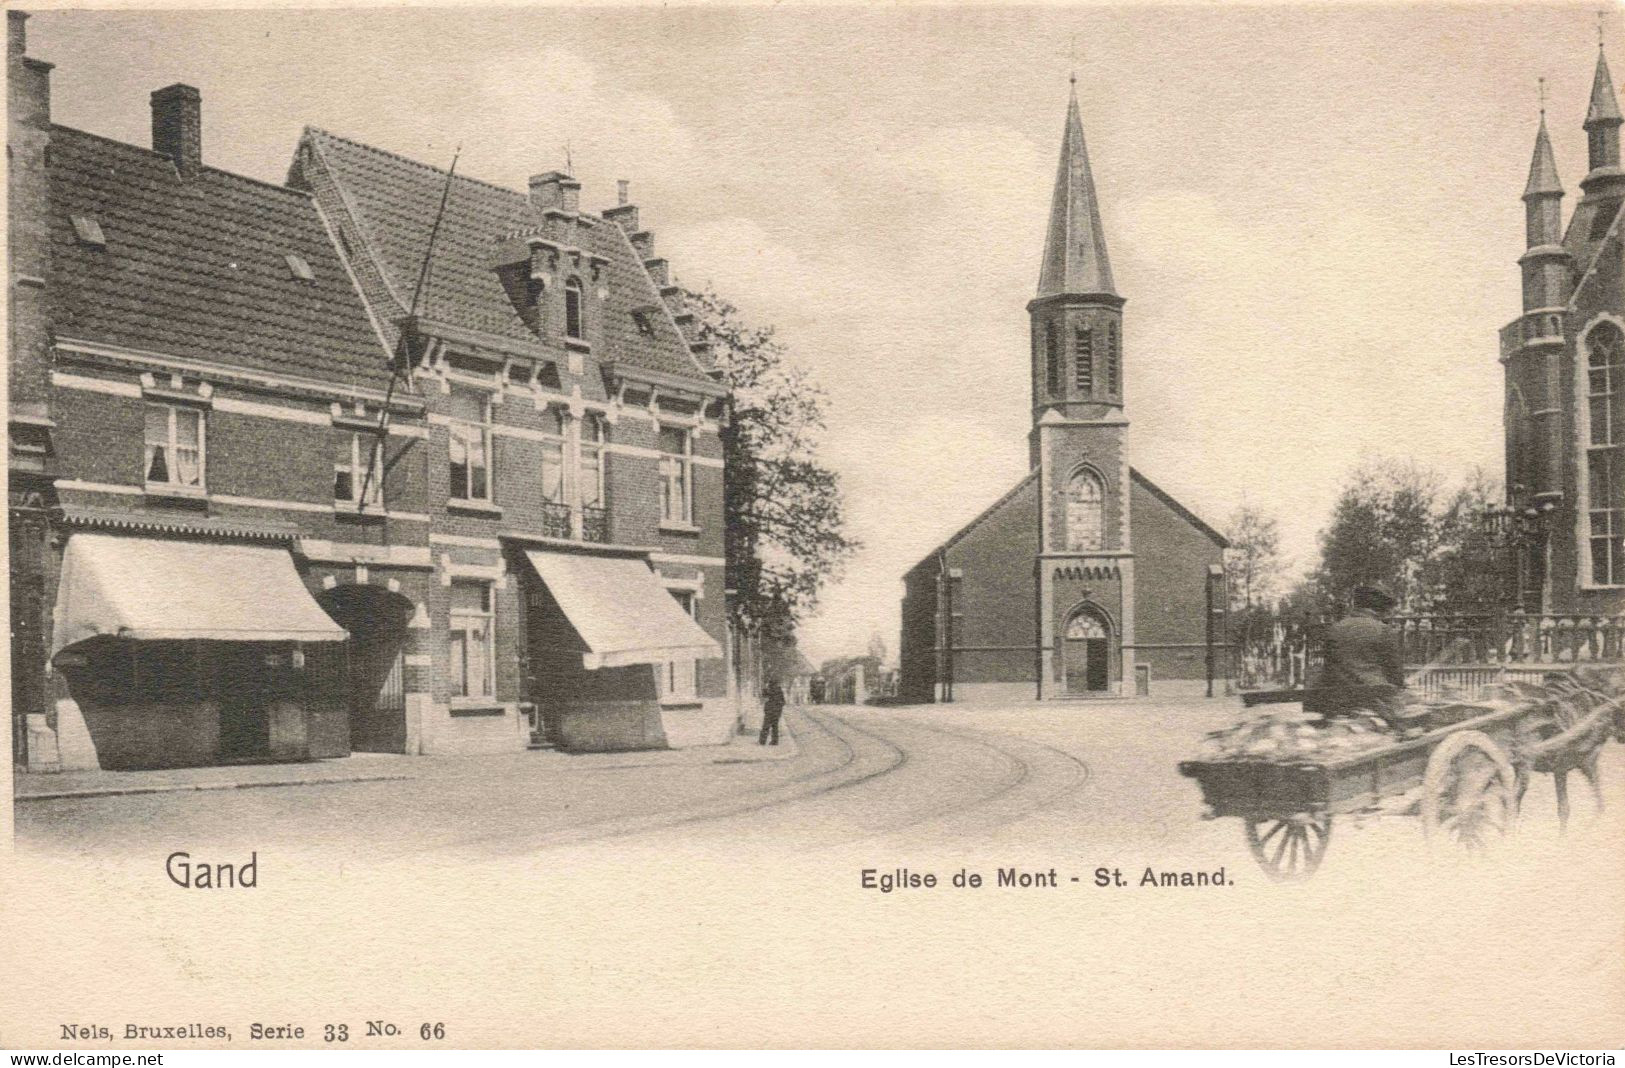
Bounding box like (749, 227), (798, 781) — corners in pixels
(759, 678), (786, 746)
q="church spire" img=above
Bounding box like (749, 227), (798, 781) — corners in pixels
(1524, 112), (1563, 202)
(1585, 45), (1623, 173)
(1037, 82), (1115, 299)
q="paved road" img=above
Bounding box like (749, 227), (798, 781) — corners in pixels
(16, 697), (1623, 879)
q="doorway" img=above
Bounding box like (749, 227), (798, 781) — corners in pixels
(217, 645), (272, 761)
(316, 584), (414, 753)
(1064, 609), (1112, 695)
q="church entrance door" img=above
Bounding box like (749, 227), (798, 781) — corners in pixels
(1063, 610), (1111, 695)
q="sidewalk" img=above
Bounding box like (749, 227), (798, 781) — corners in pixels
(12, 719), (798, 802)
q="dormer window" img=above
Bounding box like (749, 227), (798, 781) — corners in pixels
(525, 276), (546, 334)
(70, 215), (105, 249)
(564, 277), (584, 340)
(632, 308), (656, 338)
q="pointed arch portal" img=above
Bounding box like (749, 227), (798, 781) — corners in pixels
(1062, 604), (1113, 694)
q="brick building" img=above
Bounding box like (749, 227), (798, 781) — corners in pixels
(899, 83), (1229, 703)
(1500, 46), (1625, 618)
(287, 129), (731, 754)
(7, 13), (729, 771)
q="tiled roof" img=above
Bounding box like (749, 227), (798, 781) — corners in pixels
(48, 126), (391, 388)
(300, 129), (709, 383)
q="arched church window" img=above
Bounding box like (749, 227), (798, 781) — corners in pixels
(1586, 321), (1625, 584)
(1107, 322), (1120, 394)
(1045, 323), (1059, 397)
(1074, 326), (1093, 394)
(1065, 469), (1105, 552)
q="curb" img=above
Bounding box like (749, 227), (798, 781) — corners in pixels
(15, 773), (412, 803)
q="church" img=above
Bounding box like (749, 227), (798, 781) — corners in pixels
(899, 82), (1229, 704)
(1501, 44), (1625, 617)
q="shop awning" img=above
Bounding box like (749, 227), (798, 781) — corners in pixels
(51, 533), (348, 656)
(522, 549), (721, 670)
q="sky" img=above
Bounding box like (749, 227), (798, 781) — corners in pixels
(22, 3), (1614, 664)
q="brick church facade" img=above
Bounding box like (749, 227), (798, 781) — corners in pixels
(900, 83), (1228, 703)
(1501, 45), (1625, 617)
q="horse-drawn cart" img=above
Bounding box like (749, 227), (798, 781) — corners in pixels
(1177, 674), (1625, 881)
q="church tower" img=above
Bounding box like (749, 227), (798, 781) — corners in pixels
(1029, 79), (1134, 697)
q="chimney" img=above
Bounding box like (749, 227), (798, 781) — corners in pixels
(529, 170), (580, 214)
(9, 11), (52, 130)
(9, 10), (27, 57)
(617, 179), (629, 206)
(151, 83), (202, 178)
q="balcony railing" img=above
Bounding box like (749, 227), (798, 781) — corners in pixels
(581, 505), (608, 544)
(539, 500), (573, 540)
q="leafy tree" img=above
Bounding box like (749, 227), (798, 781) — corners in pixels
(1223, 503), (1285, 612)
(1309, 455), (1442, 611)
(1422, 467), (1505, 612)
(686, 288), (859, 642)
(1303, 456), (1506, 613)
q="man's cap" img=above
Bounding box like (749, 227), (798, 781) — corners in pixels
(1350, 585), (1397, 611)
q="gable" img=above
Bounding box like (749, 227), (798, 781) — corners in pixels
(905, 470), (1039, 578)
(1129, 468), (1228, 548)
(296, 129), (710, 384)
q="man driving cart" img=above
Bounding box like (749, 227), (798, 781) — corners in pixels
(1306, 585), (1416, 728)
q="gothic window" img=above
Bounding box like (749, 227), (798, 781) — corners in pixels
(1587, 322), (1625, 585)
(1074, 326), (1093, 394)
(1065, 469), (1105, 552)
(1107, 322), (1120, 395)
(1045, 323), (1059, 397)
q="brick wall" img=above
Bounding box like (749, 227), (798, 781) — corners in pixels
(1130, 474), (1225, 682)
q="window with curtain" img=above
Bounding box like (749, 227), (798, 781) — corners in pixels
(579, 413), (607, 509)
(447, 385), (492, 502)
(1587, 322), (1625, 585)
(449, 580), (494, 699)
(334, 430), (383, 507)
(658, 424), (693, 525)
(144, 403), (204, 490)
(1065, 469), (1105, 552)
(538, 406), (566, 505)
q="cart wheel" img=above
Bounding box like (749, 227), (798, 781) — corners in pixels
(1421, 730), (1518, 852)
(1244, 812), (1333, 882)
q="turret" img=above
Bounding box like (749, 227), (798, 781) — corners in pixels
(1581, 46), (1625, 200)
(1520, 112), (1572, 311)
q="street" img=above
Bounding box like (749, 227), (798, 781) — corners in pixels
(17, 695), (1624, 874)
(10, 695), (1625, 1047)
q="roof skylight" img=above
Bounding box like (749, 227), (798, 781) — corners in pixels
(70, 215), (106, 249)
(285, 253), (315, 281)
